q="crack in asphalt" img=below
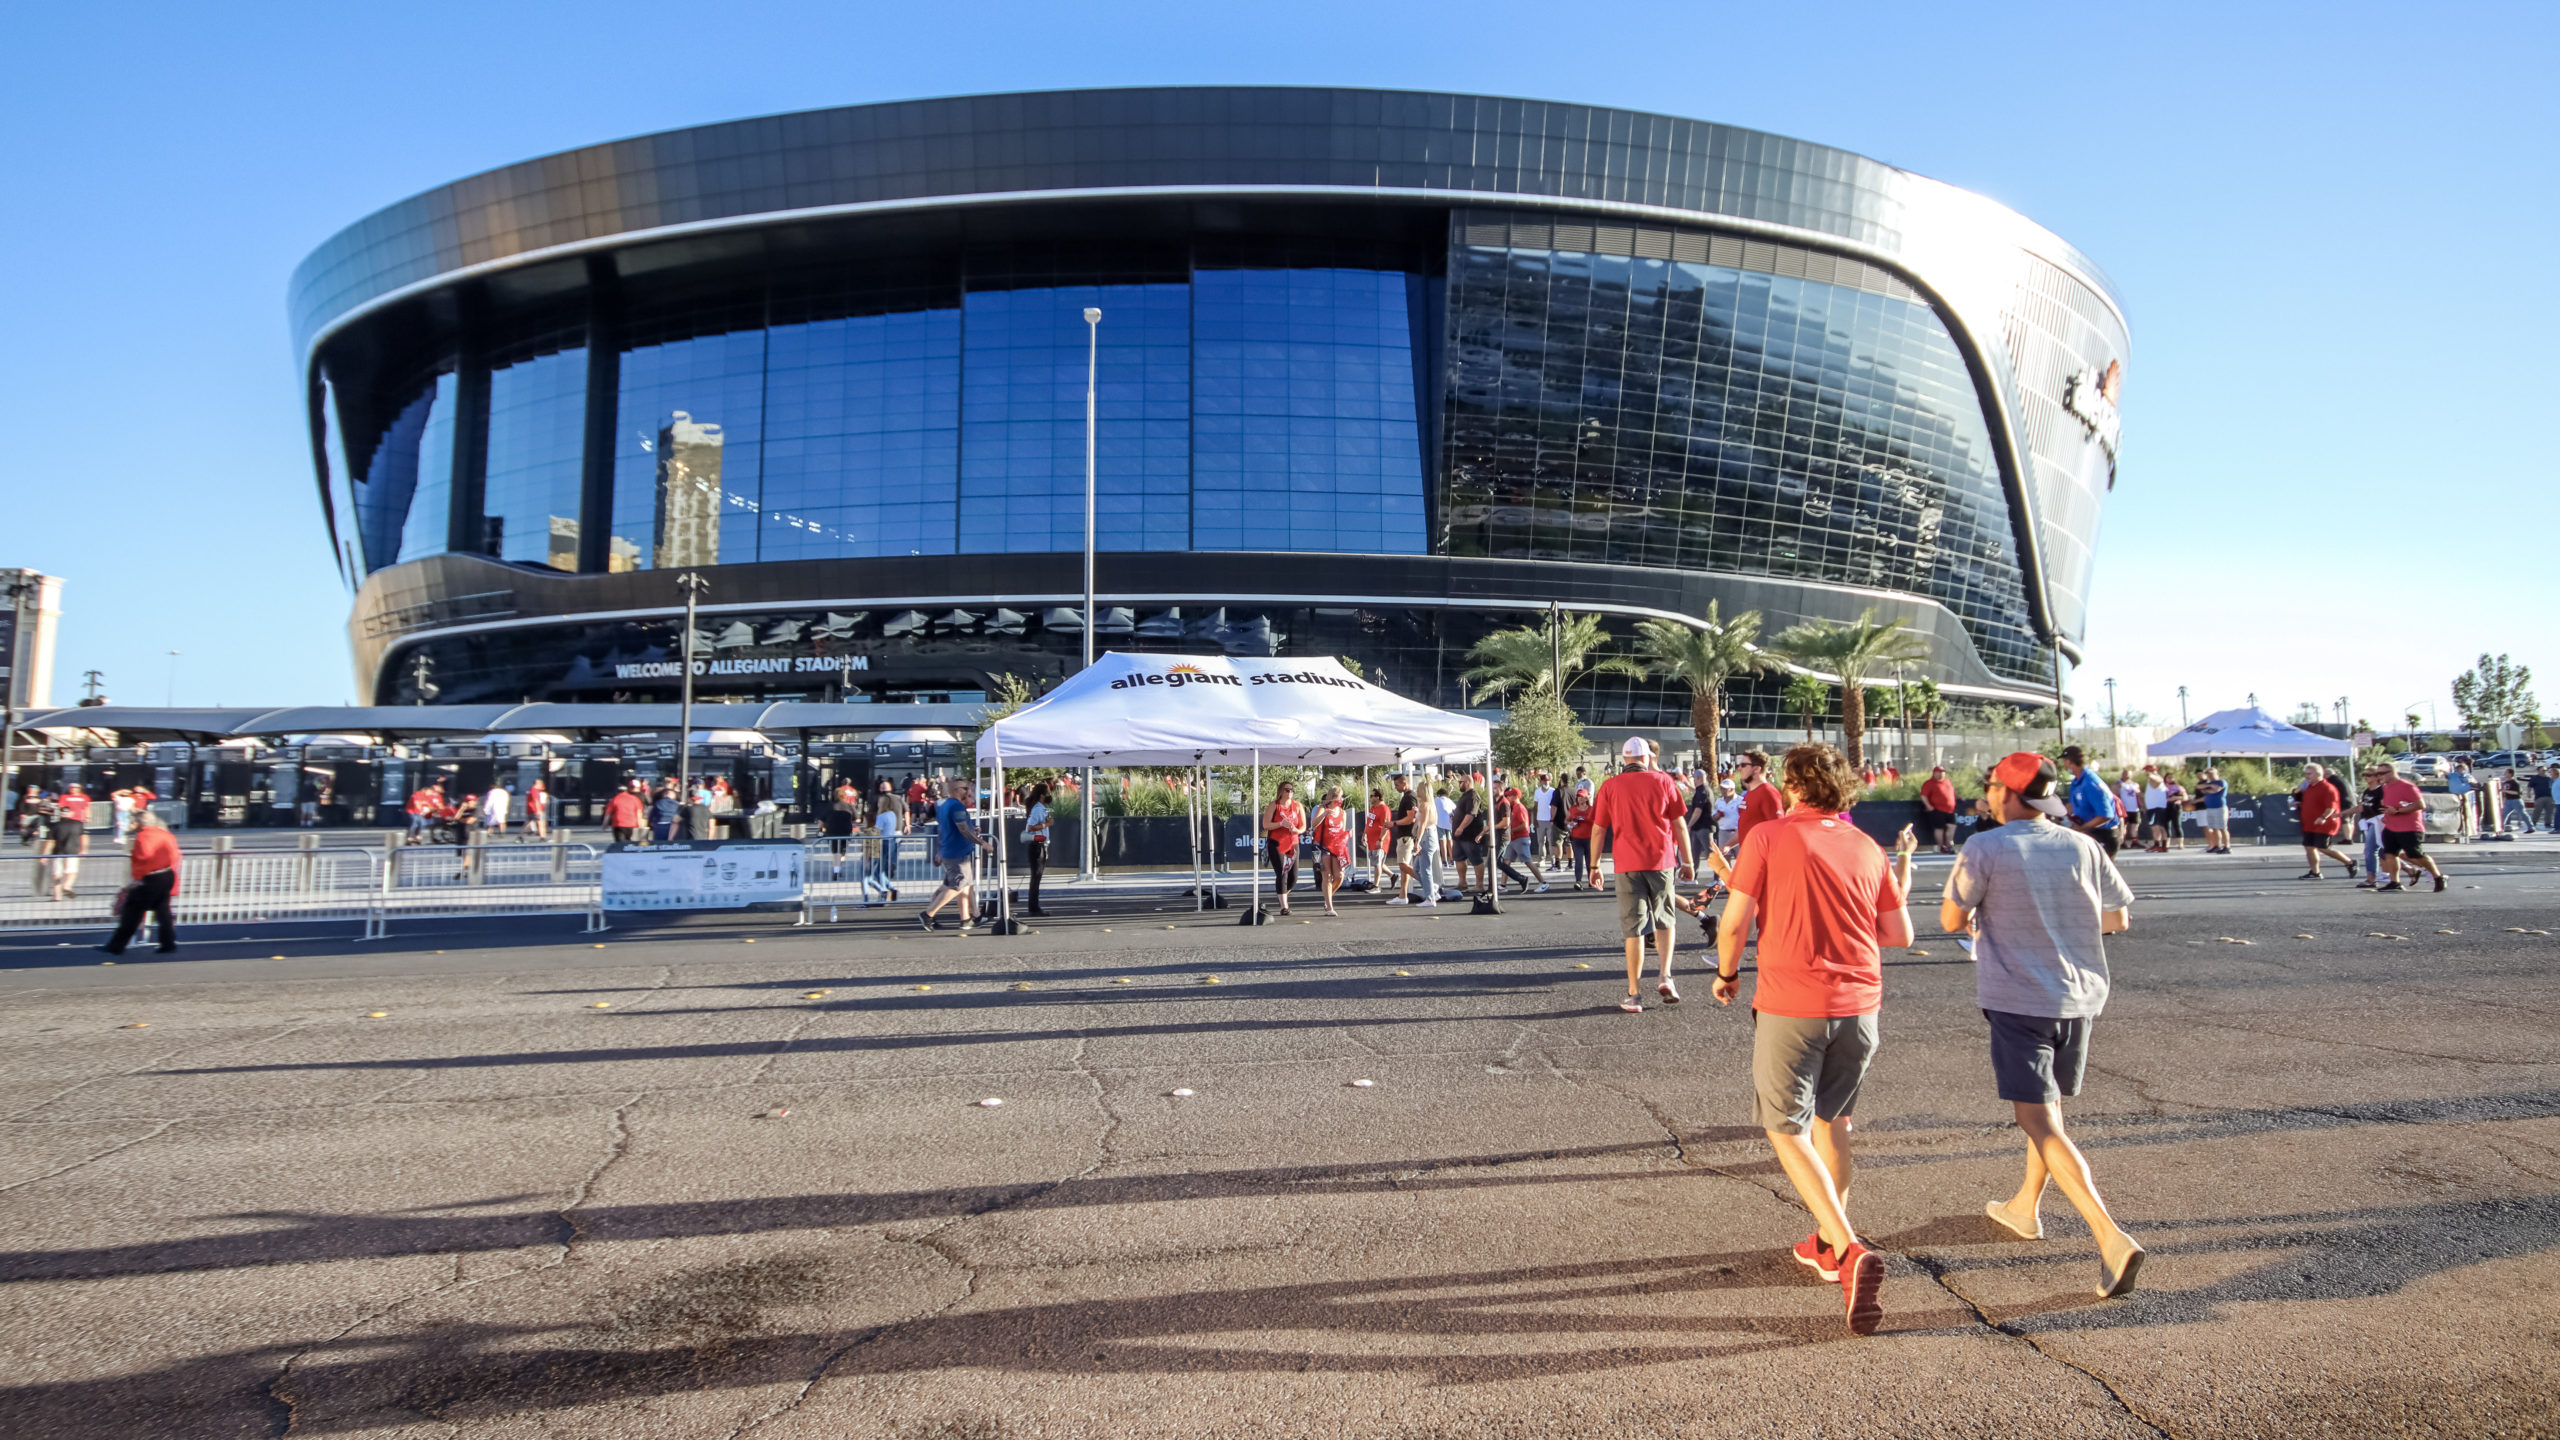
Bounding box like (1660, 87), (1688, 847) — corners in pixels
(0, 1118), (182, 1194)
(261, 1090), (647, 1436)
(1918, 1258), (2179, 1439)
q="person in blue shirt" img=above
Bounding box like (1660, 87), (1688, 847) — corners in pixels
(647, 781), (680, 844)
(919, 778), (984, 933)
(2059, 746), (2122, 857)
(2192, 767), (2232, 853)
(2443, 761), (2476, 839)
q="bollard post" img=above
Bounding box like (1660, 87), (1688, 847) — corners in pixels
(297, 832), (319, 892)
(212, 834), (233, 893)
(549, 841), (567, 884)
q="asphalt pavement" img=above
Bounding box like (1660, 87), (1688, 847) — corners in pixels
(2, 838), (2556, 1438)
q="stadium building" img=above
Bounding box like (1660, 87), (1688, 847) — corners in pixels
(298, 87), (2125, 738)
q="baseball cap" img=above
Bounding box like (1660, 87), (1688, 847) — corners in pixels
(1990, 751), (2070, 818)
(1620, 736), (1655, 760)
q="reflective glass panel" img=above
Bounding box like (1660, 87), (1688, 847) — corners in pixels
(761, 307), (962, 560)
(613, 332), (767, 571)
(393, 372), (459, 565)
(1192, 269), (1426, 553)
(960, 285), (1190, 553)
(480, 348), (589, 569)
(1443, 241), (2044, 683)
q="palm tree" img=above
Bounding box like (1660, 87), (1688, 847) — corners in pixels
(1632, 602), (1771, 766)
(1768, 609), (1932, 767)
(1783, 672), (1831, 740)
(1461, 611), (1644, 706)
(1909, 678), (1949, 765)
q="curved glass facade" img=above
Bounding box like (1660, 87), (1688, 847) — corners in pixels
(1440, 216), (2041, 682)
(306, 90), (2127, 707)
(334, 260), (1439, 573)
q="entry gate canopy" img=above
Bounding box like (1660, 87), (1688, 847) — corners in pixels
(2147, 705), (2355, 760)
(975, 653), (1491, 768)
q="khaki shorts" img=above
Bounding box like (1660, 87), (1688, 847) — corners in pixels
(1752, 1011), (1879, 1135)
(1391, 836), (1416, 863)
(1614, 868), (1677, 938)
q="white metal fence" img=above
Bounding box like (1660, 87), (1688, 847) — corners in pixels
(799, 835), (943, 919)
(381, 843), (607, 934)
(0, 847), (382, 933)
(0, 842), (606, 938)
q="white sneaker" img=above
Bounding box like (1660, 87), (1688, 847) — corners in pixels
(1534, 883), (1551, 893)
(1418, 898), (1439, 907)
(1385, 897), (1411, 906)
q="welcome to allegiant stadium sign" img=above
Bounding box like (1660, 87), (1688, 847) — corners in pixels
(612, 655), (871, 680)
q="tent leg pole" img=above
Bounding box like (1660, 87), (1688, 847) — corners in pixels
(1246, 750), (1262, 925)
(990, 745), (1014, 934)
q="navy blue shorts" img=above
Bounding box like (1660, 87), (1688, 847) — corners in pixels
(1984, 1009), (2092, 1105)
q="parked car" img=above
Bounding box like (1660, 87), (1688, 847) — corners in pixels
(2473, 750), (2529, 771)
(2409, 754), (2447, 778)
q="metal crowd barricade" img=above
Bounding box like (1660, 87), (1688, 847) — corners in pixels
(0, 847), (383, 933)
(379, 841), (606, 936)
(799, 834), (937, 921)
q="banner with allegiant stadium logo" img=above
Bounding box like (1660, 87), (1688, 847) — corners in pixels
(976, 653), (1490, 768)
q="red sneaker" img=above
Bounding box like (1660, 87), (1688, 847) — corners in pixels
(1838, 1241), (1884, 1335)
(1791, 1233), (1840, 1281)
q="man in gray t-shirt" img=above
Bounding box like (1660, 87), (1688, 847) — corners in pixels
(1941, 751), (2146, 1301)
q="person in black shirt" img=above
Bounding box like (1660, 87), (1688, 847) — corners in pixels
(2354, 766), (2389, 888)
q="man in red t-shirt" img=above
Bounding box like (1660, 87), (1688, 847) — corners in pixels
(2377, 766), (2445, 891)
(604, 783), (646, 844)
(1589, 737), (1694, 1012)
(1919, 766), (1959, 854)
(1714, 742), (1916, 1335)
(2294, 763), (2355, 880)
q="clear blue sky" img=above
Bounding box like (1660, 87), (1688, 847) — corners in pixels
(6, 1), (2550, 731)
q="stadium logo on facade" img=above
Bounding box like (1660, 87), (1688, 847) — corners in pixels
(2062, 360), (2124, 481)
(1112, 664), (1243, 691)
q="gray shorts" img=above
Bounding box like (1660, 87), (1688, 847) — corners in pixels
(1984, 1009), (2090, 1104)
(1614, 868), (1677, 938)
(1753, 1010), (1880, 1135)
(940, 856), (970, 890)
(2198, 807), (2229, 829)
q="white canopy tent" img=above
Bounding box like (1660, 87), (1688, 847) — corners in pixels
(2146, 705), (2354, 760)
(974, 653), (1495, 925)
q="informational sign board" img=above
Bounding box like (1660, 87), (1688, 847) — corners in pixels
(603, 839), (803, 910)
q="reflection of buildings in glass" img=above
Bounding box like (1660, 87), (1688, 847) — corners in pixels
(1, 569), (64, 710)
(653, 411), (722, 568)
(607, 535), (642, 573)
(546, 515), (579, 572)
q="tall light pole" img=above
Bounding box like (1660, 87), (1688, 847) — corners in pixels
(1079, 306), (1101, 883)
(166, 650), (180, 708)
(2177, 685), (2189, 728)
(675, 572), (708, 835)
(2334, 697), (2350, 735)
(2104, 677), (2118, 728)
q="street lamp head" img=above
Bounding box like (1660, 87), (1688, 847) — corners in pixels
(1083, 308), (1102, 324)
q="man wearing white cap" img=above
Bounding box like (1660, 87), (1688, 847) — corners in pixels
(1588, 736), (1694, 1012)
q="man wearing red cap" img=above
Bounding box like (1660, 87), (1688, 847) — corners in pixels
(1713, 743), (1915, 1335)
(1941, 751), (2145, 1300)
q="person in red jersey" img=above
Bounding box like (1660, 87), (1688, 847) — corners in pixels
(100, 811), (184, 955)
(2294, 762), (2356, 880)
(1589, 737), (1694, 1012)
(1311, 787), (1352, 917)
(1715, 743), (1916, 1336)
